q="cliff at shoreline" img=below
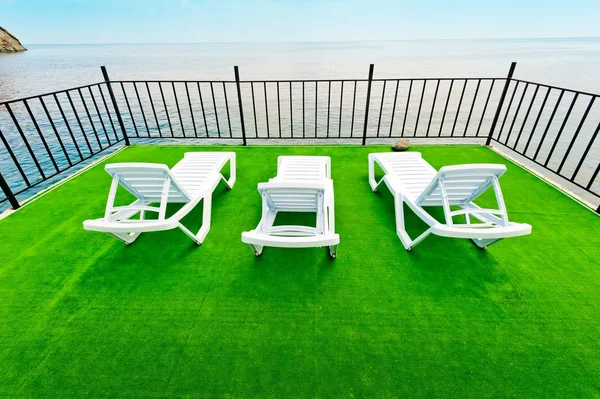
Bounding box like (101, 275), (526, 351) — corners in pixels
(0, 26), (26, 53)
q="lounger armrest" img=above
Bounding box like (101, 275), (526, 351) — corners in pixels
(431, 222), (532, 239)
(437, 164), (507, 177)
(242, 230), (340, 248)
(105, 163), (171, 175)
(83, 217), (181, 233)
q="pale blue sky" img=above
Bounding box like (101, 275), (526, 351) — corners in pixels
(2, 0), (600, 44)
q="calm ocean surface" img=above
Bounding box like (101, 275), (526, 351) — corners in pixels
(0, 39), (599, 208)
(2, 38), (600, 100)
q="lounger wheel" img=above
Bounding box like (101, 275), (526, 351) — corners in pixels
(249, 244), (264, 256)
(328, 245), (337, 259)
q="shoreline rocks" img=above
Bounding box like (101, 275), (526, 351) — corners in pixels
(0, 26), (27, 53)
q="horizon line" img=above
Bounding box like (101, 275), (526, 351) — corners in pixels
(23, 35), (600, 46)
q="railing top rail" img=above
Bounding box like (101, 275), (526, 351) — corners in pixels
(0, 82), (106, 107)
(512, 78), (600, 97)
(112, 77), (502, 84)
(114, 80), (238, 84)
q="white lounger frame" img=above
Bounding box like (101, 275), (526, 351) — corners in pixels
(369, 152), (531, 250)
(242, 156), (339, 258)
(83, 152), (235, 245)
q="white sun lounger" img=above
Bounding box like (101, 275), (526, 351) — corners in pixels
(83, 152), (236, 245)
(369, 152), (531, 250)
(241, 156), (339, 258)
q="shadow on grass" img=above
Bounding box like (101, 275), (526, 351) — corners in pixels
(368, 182), (516, 302)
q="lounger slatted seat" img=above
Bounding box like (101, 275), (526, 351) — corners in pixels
(242, 156), (339, 258)
(83, 152), (235, 245)
(369, 152), (531, 250)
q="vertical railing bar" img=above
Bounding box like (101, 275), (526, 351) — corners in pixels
(5, 103), (47, 179)
(77, 88), (102, 149)
(158, 82), (174, 137)
(450, 80), (468, 137)
(326, 81), (331, 137)
(401, 80), (413, 137)
(314, 81), (318, 138)
(53, 93), (83, 160)
(172, 82), (186, 137)
(289, 82), (293, 137)
(558, 96), (595, 174)
(98, 84), (119, 141)
(277, 81), (282, 138)
(362, 64), (374, 145)
(462, 79), (481, 137)
(116, 83), (138, 139)
(496, 81), (519, 142)
(23, 100), (59, 171)
(486, 62), (517, 145)
(413, 80), (427, 137)
(544, 93), (579, 167)
(388, 80), (400, 137)
(89, 86), (112, 143)
(302, 82), (305, 138)
(503, 82), (529, 145)
(376, 80), (387, 137)
(438, 79), (455, 137)
(100, 66), (130, 146)
(425, 80), (440, 137)
(0, 170), (20, 209)
(146, 82), (163, 138)
(351, 81), (357, 137)
(263, 82), (270, 138)
(572, 120), (600, 181)
(338, 81), (344, 137)
(523, 87), (551, 155)
(251, 82), (258, 138)
(223, 82), (233, 138)
(586, 161), (599, 190)
(233, 66), (246, 145)
(513, 84), (540, 149)
(185, 82), (198, 138)
(475, 79), (496, 137)
(533, 90), (565, 161)
(210, 82), (221, 138)
(196, 82), (209, 137)
(40, 97), (72, 166)
(0, 127), (30, 186)
(66, 91), (93, 154)
(134, 82), (151, 137)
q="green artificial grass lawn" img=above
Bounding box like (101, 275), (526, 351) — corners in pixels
(0, 144), (599, 398)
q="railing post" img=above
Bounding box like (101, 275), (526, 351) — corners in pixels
(234, 66), (247, 146)
(101, 66), (130, 146)
(0, 172), (19, 210)
(486, 62), (517, 145)
(362, 64), (375, 146)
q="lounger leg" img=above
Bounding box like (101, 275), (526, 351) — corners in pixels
(221, 156), (236, 189)
(109, 232), (142, 245)
(177, 195), (213, 245)
(368, 156), (386, 192)
(394, 194), (431, 251)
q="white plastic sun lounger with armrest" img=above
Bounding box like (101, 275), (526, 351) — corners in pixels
(83, 152), (235, 245)
(368, 152), (531, 250)
(241, 156), (339, 258)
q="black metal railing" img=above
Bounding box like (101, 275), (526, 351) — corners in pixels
(0, 62), (598, 212)
(0, 81), (127, 210)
